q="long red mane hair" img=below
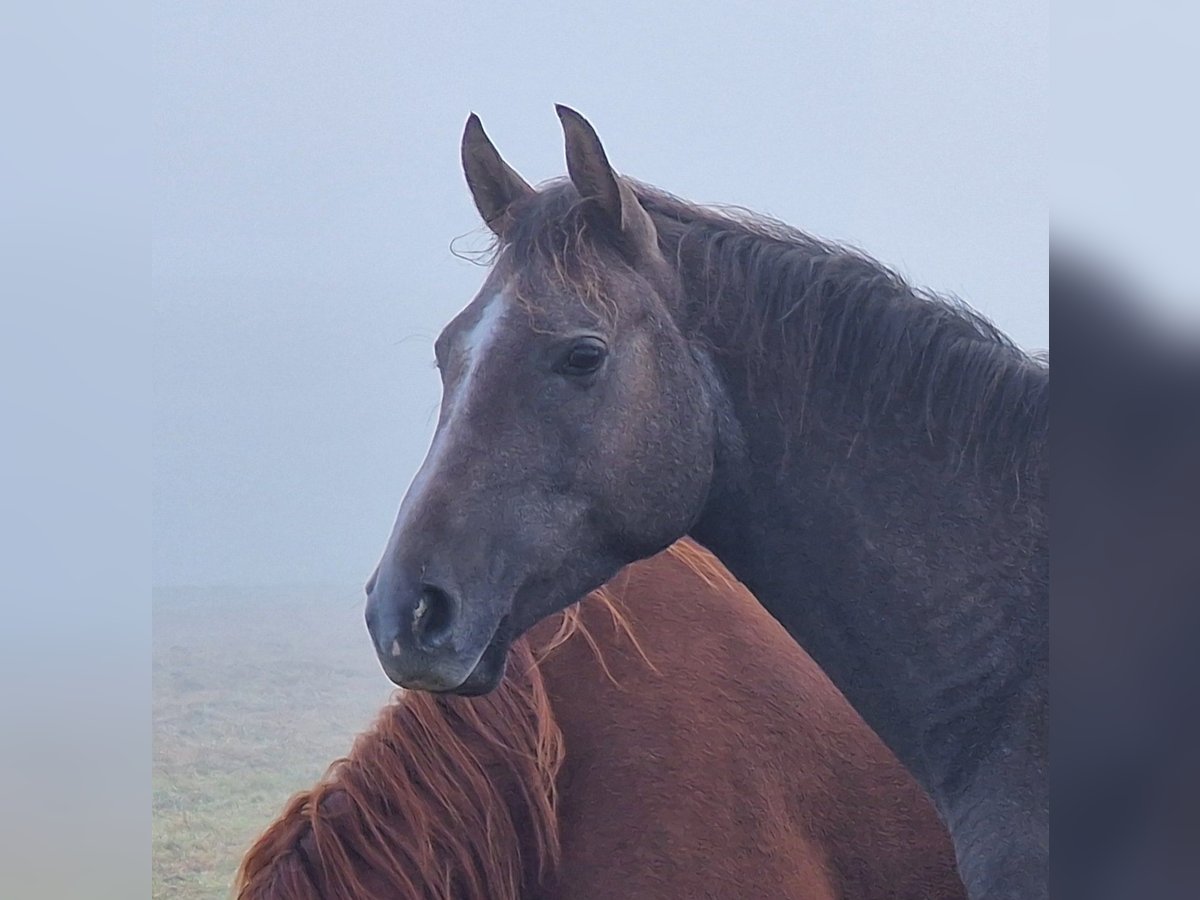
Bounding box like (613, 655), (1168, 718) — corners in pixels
(233, 545), (715, 899)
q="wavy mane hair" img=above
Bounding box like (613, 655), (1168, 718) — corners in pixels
(500, 179), (1048, 480)
(234, 541), (731, 900)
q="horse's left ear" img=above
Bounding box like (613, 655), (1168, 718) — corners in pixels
(556, 105), (659, 261)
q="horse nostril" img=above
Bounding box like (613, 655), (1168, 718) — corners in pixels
(412, 584), (456, 651)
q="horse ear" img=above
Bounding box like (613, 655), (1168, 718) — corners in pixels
(555, 104), (659, 261)
(461, 113), (535, 237)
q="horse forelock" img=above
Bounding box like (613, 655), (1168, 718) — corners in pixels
(497, 179), (630, 327)
(234, 540), (727, 900)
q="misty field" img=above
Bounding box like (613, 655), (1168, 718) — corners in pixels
(153, 585), (396, 900)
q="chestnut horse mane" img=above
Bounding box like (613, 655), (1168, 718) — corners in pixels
(233, 539), (737, 900)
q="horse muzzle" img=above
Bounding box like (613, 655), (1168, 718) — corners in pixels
(364, 572), (508, 693)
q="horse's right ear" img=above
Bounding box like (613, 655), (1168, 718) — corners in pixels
(461, 114), (534, 237)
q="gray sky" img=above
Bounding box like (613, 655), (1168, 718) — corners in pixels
(153, 2), (1046, 587)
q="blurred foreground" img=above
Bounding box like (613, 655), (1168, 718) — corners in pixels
(1053, 250), (1200, 897)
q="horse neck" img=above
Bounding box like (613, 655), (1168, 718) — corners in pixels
(688, 311), (1048, 808)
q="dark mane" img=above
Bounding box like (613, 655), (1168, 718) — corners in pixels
(503, 179), (1048, 480)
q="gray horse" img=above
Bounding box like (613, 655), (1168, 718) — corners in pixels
(365, 107), (1048, 900)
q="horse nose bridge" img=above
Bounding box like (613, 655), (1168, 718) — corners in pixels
(378, 418), (512, 605)
(386, 475), (455, 561)
(393, 422), (494, 524)
(394, 469), (502, 551)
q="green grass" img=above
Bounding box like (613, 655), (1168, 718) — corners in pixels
(153, 585), (396, 900)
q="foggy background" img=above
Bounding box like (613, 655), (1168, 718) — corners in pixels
(153, 2), (1047, 588)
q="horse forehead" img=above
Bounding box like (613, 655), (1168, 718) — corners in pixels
(440, 285), (512, 352)
(461, 291), (508, 356)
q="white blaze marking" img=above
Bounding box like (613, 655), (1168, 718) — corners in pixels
(384, 290), (509, 552)
(445, 291), (507, 424)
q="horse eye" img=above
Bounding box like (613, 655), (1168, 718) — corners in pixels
(560, 338), (607, 376)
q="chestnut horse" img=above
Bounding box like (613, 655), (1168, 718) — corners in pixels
(238, 541), (963, 899)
